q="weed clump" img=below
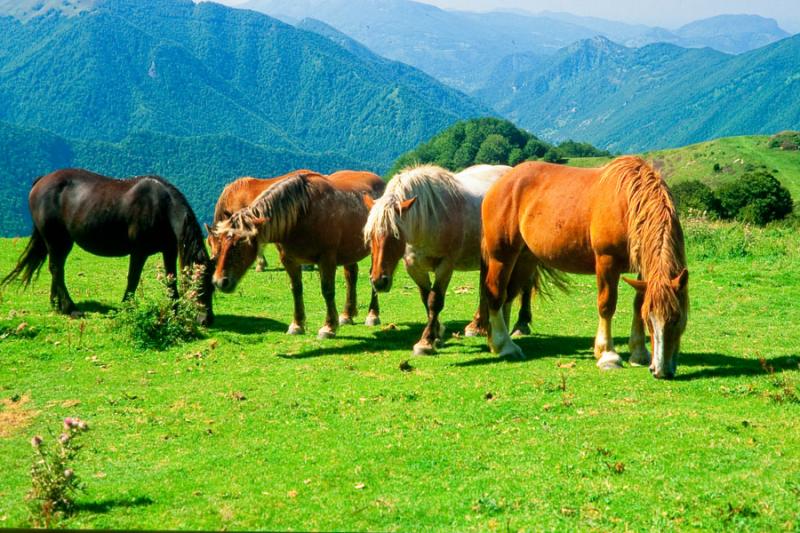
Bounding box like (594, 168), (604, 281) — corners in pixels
(27, 417), (89, 527)
(115, 265), (207, 350)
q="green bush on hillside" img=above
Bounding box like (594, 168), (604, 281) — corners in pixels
(717, 170), (794, 225)
(768, 131), (800, 151)
(671, 180), (722, 218)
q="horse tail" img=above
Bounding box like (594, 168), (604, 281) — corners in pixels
(529, 262), (569, 300)
(2, 226), (48, 288)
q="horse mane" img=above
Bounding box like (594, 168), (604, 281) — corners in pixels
(141, 176), (211, 269)
(600, 156), (687, 317)
(363, 164), (463, 243)
(215, 173), (318, 242)
(213, 177), (258, 221)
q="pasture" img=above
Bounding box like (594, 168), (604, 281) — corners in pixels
(0, 219), (799, 530)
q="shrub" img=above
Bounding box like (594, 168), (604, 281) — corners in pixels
(27, 417), (89, 527)
(115, 265), (207, 350)
(671, 180), (722, 219)
(717, 170), (793, 225)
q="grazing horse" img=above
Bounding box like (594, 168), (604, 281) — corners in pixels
(2, 169), (215, 325)
(208, 171), (314, 271)
(481, 156), (688, 379)
(363, 164), (534, 355)
(210, 171), (384, 338)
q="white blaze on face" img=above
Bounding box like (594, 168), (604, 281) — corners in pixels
(650, 315), (665, 374)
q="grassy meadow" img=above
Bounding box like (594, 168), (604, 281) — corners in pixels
(0, 219), (799, 530)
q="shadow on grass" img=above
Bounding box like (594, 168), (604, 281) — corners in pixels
(75, 495), (154, 513)
(675, 352), (799, 381)
(75, 300), (116, 315)
(212, 314), (286, 335)
(454, 334), (595, 367)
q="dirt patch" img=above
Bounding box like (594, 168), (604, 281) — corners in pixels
(0, 393), (38, 438)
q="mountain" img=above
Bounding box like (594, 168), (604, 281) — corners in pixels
(674, 15), (790, 54)
(0, 0), (485, 164)
(479, 35), (800, 153)
(240, 0), (597, 92)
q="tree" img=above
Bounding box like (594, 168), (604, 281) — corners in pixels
(475, 134), (512, 165)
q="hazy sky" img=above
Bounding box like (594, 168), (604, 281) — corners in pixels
(215, 0), (800, 32)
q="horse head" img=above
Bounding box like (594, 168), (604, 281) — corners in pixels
(210, 218), (266, 293)
(624, 268), (689, 379)
(363, 194), (415, 292)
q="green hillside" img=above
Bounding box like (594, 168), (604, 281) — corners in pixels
(567, 133), (800, 199)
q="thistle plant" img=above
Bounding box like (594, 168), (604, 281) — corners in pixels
(27, 417), (89, 527)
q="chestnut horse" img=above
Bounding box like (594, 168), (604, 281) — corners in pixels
(482, 156), (688, 379)
(208, 171), (315, 271)
(210, 171), (384, 338)
(363, 164), (534, 355)
(2, 169), (214, 324)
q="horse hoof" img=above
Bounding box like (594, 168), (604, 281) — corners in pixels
(317, 327), (337, 340)
(287, 324), (305, 335)
(499, 342), (526, 360)
(464, 326), (487, 337)
(413, 342), (437, 356)
(338, 315), (354, 326)
(255, 265), (266, 273)
(364, 314), (380, 327)
(511, 323), (531, 337)
(68, 310), (84, 319)
(597, 351), (624, 370)
(629, 349), (652, 367)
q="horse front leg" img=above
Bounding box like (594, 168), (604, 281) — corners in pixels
(365, 283), (381, 327)
(317, 259), (339, 339)
(594, 254), (623, 370)
(413, 263), (453, 356)
(339, 263), (358, 325)
(484, 254), (525, 360)
(628, 274), (651, 366)
(123, 252), (148, 302)
(48, 244), (77, 316)
(282, 256), (305, 335)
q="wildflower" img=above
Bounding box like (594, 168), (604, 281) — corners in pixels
(63, 417), (75, 429)
(63, 469), (74, 479)
(59, 433), (71, 444)
(31, 436), (43, 448)
(77, 420), (88, 431)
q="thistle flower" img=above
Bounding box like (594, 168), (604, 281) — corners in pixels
(59, 433), (71, 444)
(77, 420), (88, 431)
(63, 417), (75, 430)
(31, 435), (43, 448)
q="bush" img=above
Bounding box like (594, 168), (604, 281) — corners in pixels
(671, 180), (722, 218)
(115, 266), (207, 350)
(717, 170), (793, 225)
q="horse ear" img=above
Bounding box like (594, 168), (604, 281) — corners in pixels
(671, 268), (689, 291)
(397, 197), (417, 214)
(622, 276), (647, 294)
(363, 194), (375, 210)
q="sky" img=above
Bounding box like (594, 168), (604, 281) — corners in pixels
(216, 0), (800, 32)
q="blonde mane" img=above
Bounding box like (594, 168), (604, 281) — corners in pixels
(363, 164), (464, 243)
(601, 156), (687, 317)
(214, 174), (315, 242)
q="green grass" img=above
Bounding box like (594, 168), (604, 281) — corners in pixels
(568, 134), (800, 198)
(0, 221), (799, 530)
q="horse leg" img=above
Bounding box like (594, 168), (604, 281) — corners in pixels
(339, 263), (358, 325)
(594, 254), (623, 370)
(255, 244), (268, 272)
(511, 273), (535, 337)
(317, 259), (339, 339)
(413, 264), (453, 356)
(628, 274), (651, 366)
(365, 284), (381, 327)
(464, 290), (488, 337)
(484, 253), (525, 360)
(123, 252), (148, 302)
(406, 261), (432, 314)
(283, 256), (305, 335)
(47, 244), (77, 315)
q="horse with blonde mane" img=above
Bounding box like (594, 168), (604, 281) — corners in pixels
(208, 170), (314, 271)
(363, 164), (534, 355)
(481, 156), (688, 379)
(210, 170), (385, 338)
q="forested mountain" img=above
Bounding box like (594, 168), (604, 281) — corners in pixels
(478, 35), (800, 152)
(242, 0), (792, 92)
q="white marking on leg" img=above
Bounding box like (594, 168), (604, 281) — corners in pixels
(650, 316), (665, 376)
(489, 309), (524, 358)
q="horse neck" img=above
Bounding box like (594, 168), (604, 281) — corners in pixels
(250, 178), (310, 243)
(168, 193), (209, 269)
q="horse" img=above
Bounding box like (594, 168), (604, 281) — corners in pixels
(362, 164), (534, 356)
(209, 171), (385, 339)
(2, 169), (215, 325)
(481, 156), (688, 379)
(208, 170), (315, 272)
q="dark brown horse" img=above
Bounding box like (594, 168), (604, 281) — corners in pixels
(210, 171), (384, 338)
(2, 169), (214, 325)
(481, 157), (688, 379)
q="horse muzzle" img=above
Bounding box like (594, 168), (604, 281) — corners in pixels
(213, 275), (235, 293)
(371, 275), (392, 293)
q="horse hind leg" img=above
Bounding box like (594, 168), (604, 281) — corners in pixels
(510, 257), (537, 337)
(339, 263), (358, 326)
(484, 254), (525, 360)
(594, 254), (624, 370)
(47, 244), (78, 316)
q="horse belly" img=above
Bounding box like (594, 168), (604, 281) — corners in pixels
(520, 216), (596, 274)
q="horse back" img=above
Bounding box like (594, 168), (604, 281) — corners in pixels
(327, 170), (384, 197)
